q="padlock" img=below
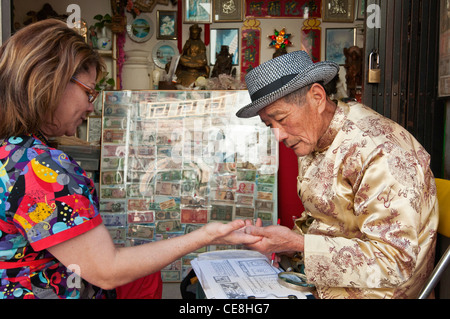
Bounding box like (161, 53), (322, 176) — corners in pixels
(368, 51), (381, 83)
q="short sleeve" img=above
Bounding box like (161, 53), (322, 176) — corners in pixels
(10, 148), (102, 251)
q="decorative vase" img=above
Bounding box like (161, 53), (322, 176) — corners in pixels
(122, 50), (154, 90)
(97, 27), (112, 50)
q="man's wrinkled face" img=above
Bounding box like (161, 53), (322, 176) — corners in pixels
(258, 88), (325, 157)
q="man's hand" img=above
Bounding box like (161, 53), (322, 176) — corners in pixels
(244, 221), (304, 255)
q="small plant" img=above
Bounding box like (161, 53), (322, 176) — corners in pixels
(93, 14), (112, 30)
(96, 72), (115, 90)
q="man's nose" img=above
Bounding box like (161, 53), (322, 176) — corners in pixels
(271, 127), (288, 142)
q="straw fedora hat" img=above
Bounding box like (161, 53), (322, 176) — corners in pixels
(236, 50), (339, 118)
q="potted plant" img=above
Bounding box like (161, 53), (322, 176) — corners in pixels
(96, 72), (115, 91)
(94, 13), (112, 30)
(93, 72), (115, 115)
(93, 14), (112, 50)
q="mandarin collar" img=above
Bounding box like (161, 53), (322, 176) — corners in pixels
(314, 101), (350, 153)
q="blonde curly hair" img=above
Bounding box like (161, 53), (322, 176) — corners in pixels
(0, 18), (106, 138)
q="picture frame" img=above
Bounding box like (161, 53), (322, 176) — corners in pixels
(183, 0), (212, 24)
(157, 10), (177, 40)
(244, 0), (322, 18)
(323, 0), (355, 22)
(126, 14), (154, 43)
(356, 0), (366, 20)
(210, 28), (239, 65)
(213, 0), (243, 22)
(325, 28), (356, 65)
(152, 41), (179, 69)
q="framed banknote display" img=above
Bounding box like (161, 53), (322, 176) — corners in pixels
(99, 90), (278, 282)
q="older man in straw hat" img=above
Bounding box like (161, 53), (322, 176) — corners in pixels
(240, 50), (438, 299)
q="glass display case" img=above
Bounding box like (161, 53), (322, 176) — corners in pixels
(99, 90), (278, 282)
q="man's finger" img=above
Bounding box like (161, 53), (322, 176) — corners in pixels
(244, 225), (266, 237)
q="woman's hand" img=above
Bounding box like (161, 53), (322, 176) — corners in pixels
(204, 219), (263, 246)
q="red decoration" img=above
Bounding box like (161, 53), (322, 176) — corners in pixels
(240, 19), (261, 81)
(204, 23), (210, 46)
(300, 18), (321, 62)
(177, 0), (183, 53)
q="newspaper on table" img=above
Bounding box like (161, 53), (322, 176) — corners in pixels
(191, 250), (308, 299)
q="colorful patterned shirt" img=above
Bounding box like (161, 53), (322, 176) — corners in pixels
(299, 102), (439, 299)
(0, 135), (104, 299)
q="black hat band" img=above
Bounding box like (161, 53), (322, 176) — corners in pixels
(250, 73), (297, 102)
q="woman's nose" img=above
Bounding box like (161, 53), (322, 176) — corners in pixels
(87, 101), (95, 113)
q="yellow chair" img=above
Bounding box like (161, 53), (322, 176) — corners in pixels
(417, 178), (450, 299)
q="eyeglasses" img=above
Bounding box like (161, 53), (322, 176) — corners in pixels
(71, 76), (99, 103)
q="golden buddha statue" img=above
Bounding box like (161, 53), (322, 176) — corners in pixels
(175, 24), (210, 87)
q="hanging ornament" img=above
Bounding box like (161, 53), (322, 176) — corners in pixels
(268, 28), (292, 50)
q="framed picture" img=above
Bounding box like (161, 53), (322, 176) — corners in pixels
(213, 0), (243, 22)
(152, 41), (179, 69)
(126, 15), (154, 43)
(356, 0), (366, 20)
(184, 0), (212, 24)
(323, 0), (355, 22)
(245, 0), (322, 18)
(157, 10), (177, 40)
(325, 28), (356, 65)
(210, 28), (239, 65)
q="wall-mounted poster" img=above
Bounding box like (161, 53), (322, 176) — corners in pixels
(213, 0), (244, 22)
(241, 19), (261, 79)
(322, 0), (355, 22)
(325, 28), (356, 65)
(100, 90), (278, 282)
(184, 0), (213, 23)
(157, 10), (177, 40)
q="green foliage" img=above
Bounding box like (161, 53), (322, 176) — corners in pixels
(93, 14), (112, 29)
(96, 72), (115, 90)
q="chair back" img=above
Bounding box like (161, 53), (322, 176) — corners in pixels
(417, 178), (450, 299)
(435, 178), (450, 237)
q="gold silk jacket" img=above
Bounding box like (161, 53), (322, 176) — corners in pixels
(298, 102), (438, 299)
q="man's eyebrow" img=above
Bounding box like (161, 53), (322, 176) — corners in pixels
(260, 109), (286, 126)
(265, 109), (287, 118)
